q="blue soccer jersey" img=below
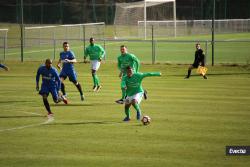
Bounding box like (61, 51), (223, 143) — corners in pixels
(60, 51), (75, 72)
(59, 51), (78, 82)
(36, 65), (61, 99)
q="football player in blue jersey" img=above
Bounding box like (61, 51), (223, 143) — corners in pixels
(36, 59), (68, 122)
(57, 42), (85, 101)
(0, 63), (9, 71)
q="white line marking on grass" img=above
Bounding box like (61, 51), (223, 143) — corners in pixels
(0, 121), (47, 132)
(0, 111), (47, 132)
(19, 111), (44, 116)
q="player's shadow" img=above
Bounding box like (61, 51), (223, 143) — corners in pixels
(51, 102), (115, 107)
(51, 103), (95, 107)
(48, 121), (122, 126)
(0, 115), (45, 119)
(0, 100), (30, 104)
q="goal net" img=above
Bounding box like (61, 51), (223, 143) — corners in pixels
(0, 29), (8, 60)
(24, 22), (105, 47)
(114, 0), (176, 39)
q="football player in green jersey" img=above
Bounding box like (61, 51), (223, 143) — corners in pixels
(121, 66), (161, 121)
(84, 37), (105, 91)
(116, 45), (143, 104)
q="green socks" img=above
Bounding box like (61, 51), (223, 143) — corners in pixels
(132, 103), (141, 112)
(125, 107), (130, 118)
(92, 74), (100, 86)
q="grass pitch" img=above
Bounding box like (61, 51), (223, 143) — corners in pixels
(0, 62), (250, 167)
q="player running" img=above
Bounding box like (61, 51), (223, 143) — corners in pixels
(0, 63), (9, 71)
(36, 59), (67, 122)
(116, 45), (148, 104)
(84, 37), (105, 92)
(121, 66), (161, 121)
(185, 43), (208, 79)
(57, 42), (85, 101)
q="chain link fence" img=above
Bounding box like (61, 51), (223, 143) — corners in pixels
(2, 37), (250, 65)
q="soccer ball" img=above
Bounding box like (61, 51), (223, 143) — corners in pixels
(141, 115), (151, 125)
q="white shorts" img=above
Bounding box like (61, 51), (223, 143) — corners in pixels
(91, 60), (101, 71)
(125, 92), (144, 104)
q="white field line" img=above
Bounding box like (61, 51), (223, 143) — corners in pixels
(7, 42), (124, 56)
(18, 111), (44, 116)
(0, 121), (47, 132)
(0, 111), (47, 133)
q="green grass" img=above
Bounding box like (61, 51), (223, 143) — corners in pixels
(0, 62), (250, 167)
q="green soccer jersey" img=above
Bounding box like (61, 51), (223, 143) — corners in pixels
(84, 44), (105, 60)
(117, 53), (140, 75)
(122, 72), (161, 96)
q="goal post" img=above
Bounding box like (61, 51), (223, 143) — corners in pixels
(25, 22), (105, 46)
(114, 0), (176, 39)
(24, 22), (105, 60)
(143, 0), (176, 39)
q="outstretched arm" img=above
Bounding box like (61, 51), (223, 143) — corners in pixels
(65, 58), (77, 63)
(141, 72), (161, 79)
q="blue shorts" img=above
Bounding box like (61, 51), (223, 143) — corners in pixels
(59, 70), (77, 83)
(39, 84), (59, 102)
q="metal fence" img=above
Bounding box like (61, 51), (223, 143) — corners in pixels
(2, 37), (250, 65)
(137, 19), (250, 39)
(1, 21), (250, 65)
(0, 29), (8, 60)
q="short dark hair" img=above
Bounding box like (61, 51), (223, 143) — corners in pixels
(45, 58), (52, 64)
(63, 41), (68, 46)
(120, 45), (127, 48)
(90, 37), (94, 41)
